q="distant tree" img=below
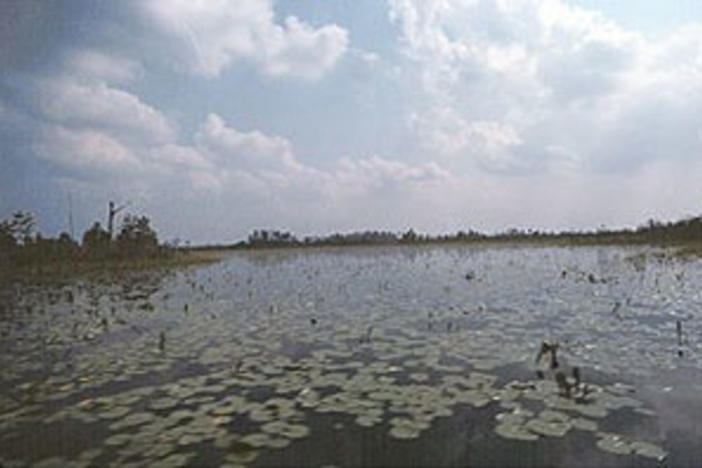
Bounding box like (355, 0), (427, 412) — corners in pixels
(0, 211), (36, 264)
(0, 220), (16, 249)
(247, 229), (298, 247)
(82, 222), (111, 258)
(401, 228), (418, 244)
(2, 211), (35, 245)
(58, 232), (74, 245)
(0, 219), (17, 261)
(116, 214), (158, 257)
(248, 230), (263, 246)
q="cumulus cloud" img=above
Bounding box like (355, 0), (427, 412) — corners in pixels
(6, 0), (702, 242)
(26, 80), (454, 237)
(389, 0), (702, 175)
(146, 144), (213, 171)
(40, 79), (174, 145)
(195, 113), (299, 172)
(143, 0), (349, 79)
(189, 113), (450, 204)
(335, 155), (449, 193)
(67, 50), (142, 84)
(410, 107), (525, 171)
(35, 126), (143, 174)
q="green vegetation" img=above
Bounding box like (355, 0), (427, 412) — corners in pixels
(0, 210), (227, 283)
(3, 210), (702, 281)
(237, 215), (702, 252)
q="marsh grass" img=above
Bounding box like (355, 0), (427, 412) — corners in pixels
(0, 249), (231, 285)
(668, 241), (702, 259)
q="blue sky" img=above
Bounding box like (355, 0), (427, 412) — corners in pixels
(2, 0), (702, 244)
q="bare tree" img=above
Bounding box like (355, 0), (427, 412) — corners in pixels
(107, 201), (129, 240)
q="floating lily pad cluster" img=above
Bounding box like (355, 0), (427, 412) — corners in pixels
(489, 380), (666, 461)
(1, 245), (693, 466)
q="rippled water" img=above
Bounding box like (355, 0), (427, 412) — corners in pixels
(1, 245), (701, 467)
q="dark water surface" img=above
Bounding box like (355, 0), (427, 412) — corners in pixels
(1, 245), (701, 467)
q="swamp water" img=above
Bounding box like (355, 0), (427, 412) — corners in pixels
(1, 245), (701, 467)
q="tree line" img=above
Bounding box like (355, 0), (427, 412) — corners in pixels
(0, 210), (167, 268)
(3, 210), (701, 262)
(239, 216), (702, 249)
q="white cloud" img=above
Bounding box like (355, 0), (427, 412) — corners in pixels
(357, 50), (380, 64)
(31, 97), (454, 230)
(543, 145), (582, 174)
(335, 155), (449, 192)
(187, 169), (224, 191)
(144, 0), (348, 79)
(410, 107), (525, 171)
(195, 113), (300, 172)
(40, 79), (174, 145)
(20, 89), (702, 242)
(390, 0), (702, 175)
(35, 126), (142, 173)
(260, 16), (349, 79)
(146, 144), (213, 171)
(67, 49), (142, 84)
(191, 113), (449, 200)
(10, 0), (702, 242)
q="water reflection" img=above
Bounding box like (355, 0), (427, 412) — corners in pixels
(0, 245), (699, 466)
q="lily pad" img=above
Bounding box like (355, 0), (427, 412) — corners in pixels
(596, 435), (632, 455)
(524, 418), (571, 437)
(151, 453), (193, 468)
(261, 421), (310, 439)
(538, 410), (570, 424)
(149, 397), (179, 411)
(631, 441), (667, 460)
(495, 412), (525, 425)
(104, 433), (131, 446)
(178, 434), (204, 446)
(495, 423), (539, 441)
(225, 449), (259, 464)
(388, 425), (421, 440)
(266, 437), (292, 449)
(109, 412), (154, 430)
(240, 433), (272, 448)
(571, 417), (598, 432)
(98, 406), (130, 420)
(574, 404), (608, 419)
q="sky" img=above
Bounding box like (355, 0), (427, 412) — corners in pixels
(2, 0), (702, 244)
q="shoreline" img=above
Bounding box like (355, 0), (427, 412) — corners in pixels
(0, 249), (233, 285)
(202, 238), (702, 257)
(3, 239), (700, 285)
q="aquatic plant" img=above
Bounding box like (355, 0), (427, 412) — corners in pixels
(535, 341), (560, 369)
(1, 245), (687, 467)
